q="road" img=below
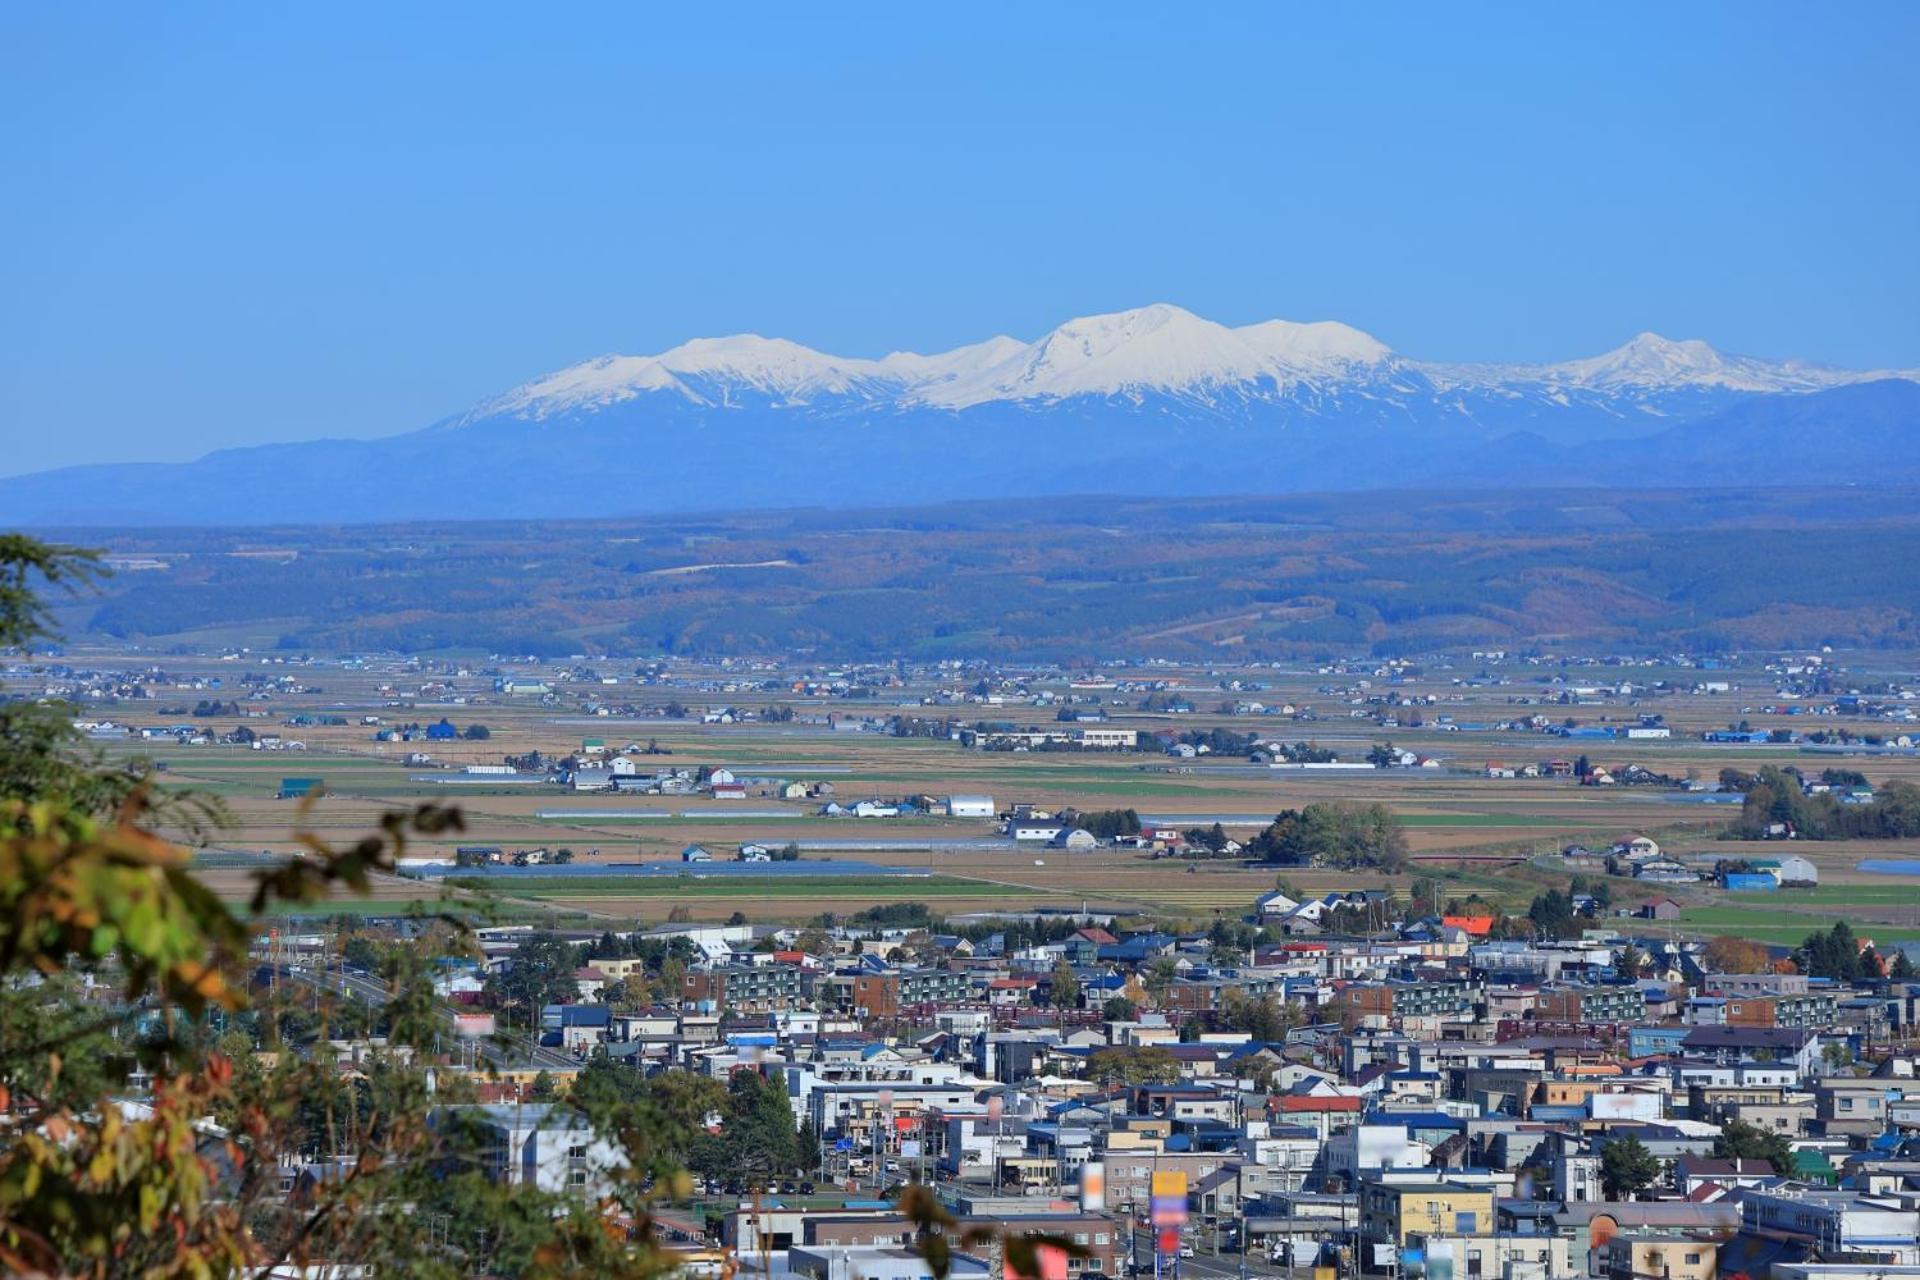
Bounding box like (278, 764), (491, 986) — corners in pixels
(1126, 1227), (1294, 1280)
(271, 961), (579, 1071)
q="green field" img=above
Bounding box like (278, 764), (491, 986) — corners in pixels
(1758, 884), (1920, 905)
(1397, 813), (1613, 829)
(254, 896), (585, 922)
(1672, 905), (1920, 944)
(445, 874), (1003, 899)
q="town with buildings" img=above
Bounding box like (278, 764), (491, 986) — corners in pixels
(251, 893), (1920, 1280)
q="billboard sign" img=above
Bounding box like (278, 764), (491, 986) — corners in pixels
(1080, 1161), (1106, 1213)
(1149, 1169), (1189, 1226)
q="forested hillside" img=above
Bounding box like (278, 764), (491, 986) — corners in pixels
(41, 488), (1920, 659)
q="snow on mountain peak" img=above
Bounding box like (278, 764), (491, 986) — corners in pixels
(646, 334), (893, 398)
(876, 335), (1027, 387)
(472, 334), (897, 418)
(1556, 332), (1733, 386)
(1546, 331), (1865, 393)
(459, 307), (1913, 424)
(909, 304), (1399, 408)
(1234, 318), (1393, 371)
(920, 303), (1280, 407)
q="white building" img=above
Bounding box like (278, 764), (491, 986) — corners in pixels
(450, 1103), (626, 1195)
(1741, 1190), (1920, 1263)
(1255, 890), (1301, 919)
(789, 1247), (990, 1280)
(1770, 854), (1820, 886)
(1322, 1123), (1429, 1183)
(948, 794), (996, 819)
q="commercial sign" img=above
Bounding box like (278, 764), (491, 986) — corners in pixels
(1148, 1170), (1188, 1227)
(1080, 1161), (1106, 1213)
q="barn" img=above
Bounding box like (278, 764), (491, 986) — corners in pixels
(948, 794), (996, 819)
(1755, 856), (1819, 887)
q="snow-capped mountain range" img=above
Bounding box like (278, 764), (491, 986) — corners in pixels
(8, 303), (1920, 526)
(463, 303), (1910, 422)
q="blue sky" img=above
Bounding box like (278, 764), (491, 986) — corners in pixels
(3, 4), (1917, 474)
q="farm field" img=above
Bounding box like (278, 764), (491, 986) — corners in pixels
(41, 642), (1919, 935)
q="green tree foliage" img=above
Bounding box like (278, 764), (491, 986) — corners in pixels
(722, 1068), (803, 1184)
(1142, 957), (1178, 1007)
(1731, 765), (1920, 840)
(1073, 808), (1141, 840)
(1049, 958), (1081, 1011)
(1172, 727), (1256, 754)
(1249, 802), (1409, 871)
(0, 540), (224, 836)
(1795, 921), (1879, 980)
(1084, 1046), (1181, 1087)
(0, 975), (134, 1115)
(0, 535), (100, 652)
(1601, 1136), (1664, 1199)
(1525, 889), (1584, 940)
(1205, 918), (1266, 963)
(570, 1058), (807, 1188)
(1216, 988), (1301, 1042)
(1183, 822), (1230, 854)
(483, 931), (581, 1028)
(1714, 1117), (1795, 1174)
(851, 902), (936, 929)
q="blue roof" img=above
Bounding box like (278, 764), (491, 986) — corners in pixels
(1372, 1111), (1464, 1131)
(542, 1002), (611, 1026)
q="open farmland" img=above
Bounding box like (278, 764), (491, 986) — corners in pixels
(38, 636), (1910, 938)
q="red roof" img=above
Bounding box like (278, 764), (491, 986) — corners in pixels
(1442, 915), (1496, 937)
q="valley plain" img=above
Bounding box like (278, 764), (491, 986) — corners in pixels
(39, 634), (1920, 952)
